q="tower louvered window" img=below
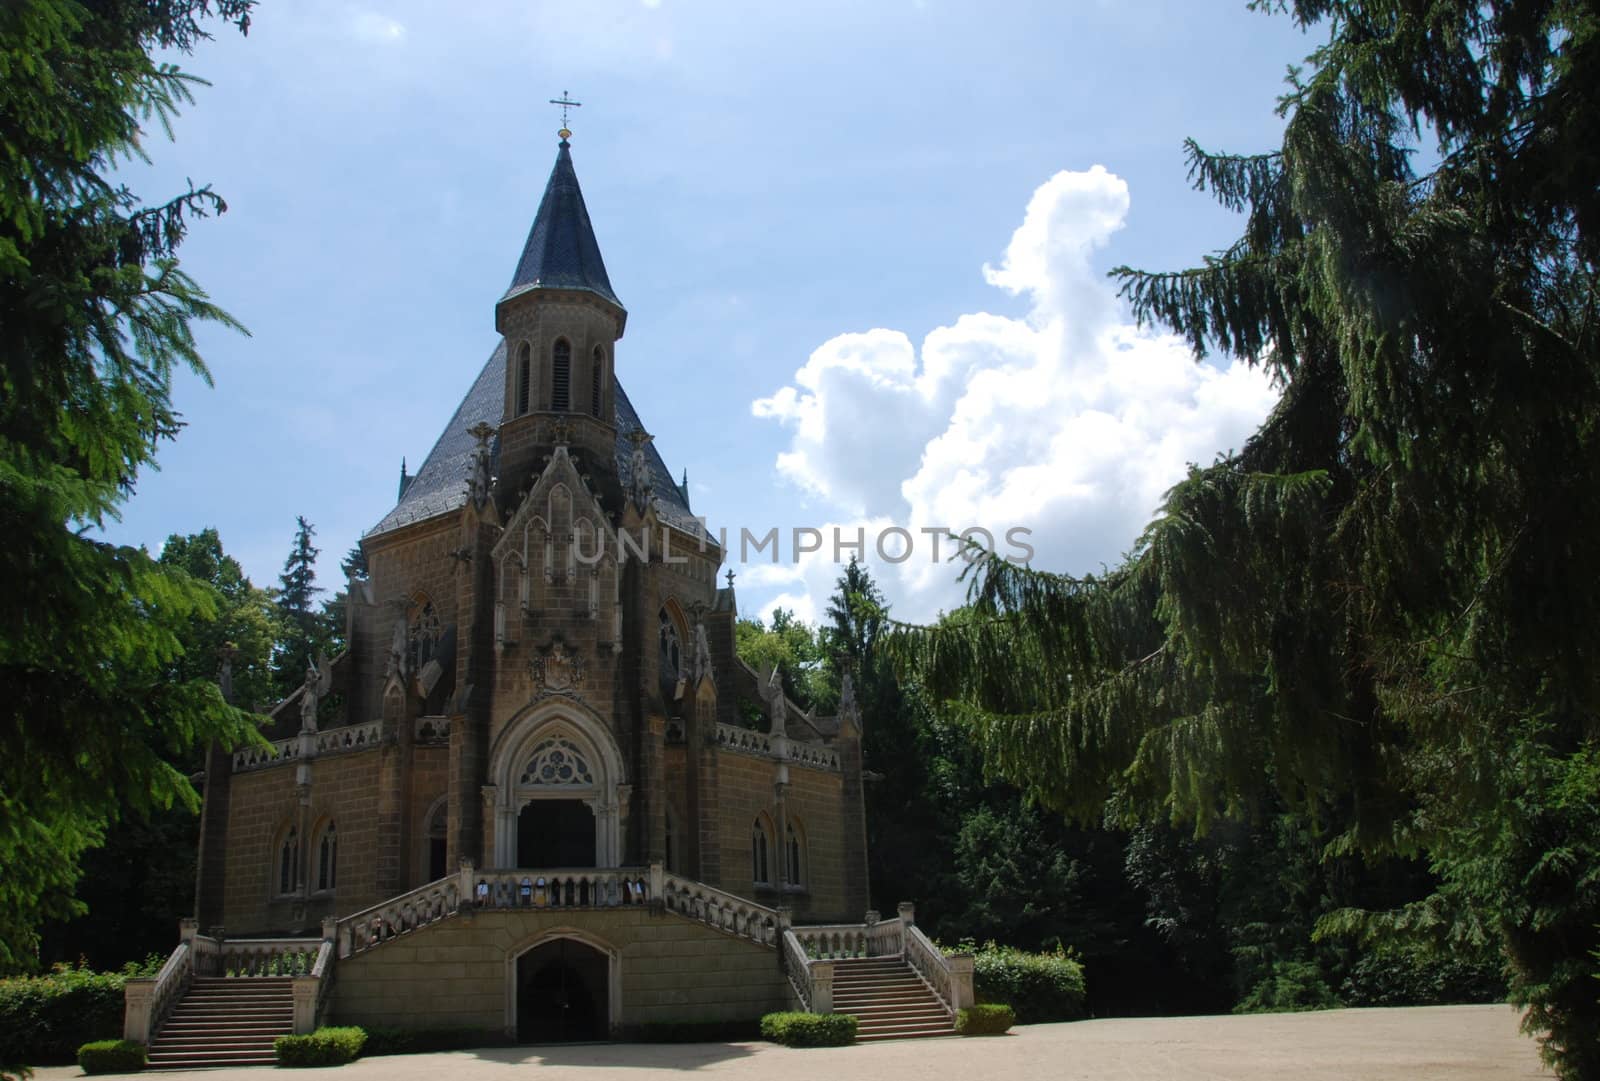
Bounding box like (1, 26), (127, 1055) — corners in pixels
(591, 347), (604, 417)
(552, 340), (571, 411)
(516, 344), (531, 415)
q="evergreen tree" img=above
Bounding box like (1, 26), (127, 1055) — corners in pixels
(0, 0), (258, 973)
(892, 2), (1600, 1073)
(274, 515), (323, 689)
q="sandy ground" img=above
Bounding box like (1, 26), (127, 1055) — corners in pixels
(33, 1004), (1550, 1080)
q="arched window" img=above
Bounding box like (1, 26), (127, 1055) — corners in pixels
(426, 799), (448, 882)
(752, 816), (773, 886)
(277, 826), (299, 896)
(590, 347), (604, 417)
(658, 608), (682, 702)
(551, 339), (571, 411)
(408, 598), (440, 672)
(786, 820), (805, 887)
(316, 822), (338, 892)
(516, 343), (532, 416)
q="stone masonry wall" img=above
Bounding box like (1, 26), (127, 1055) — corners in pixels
(330, 906), (786, 1034)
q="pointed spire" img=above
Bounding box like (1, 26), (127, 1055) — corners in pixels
(679, 468), (691, 510)
(507, 138), (622, 309)
(398, 457), (411, 501)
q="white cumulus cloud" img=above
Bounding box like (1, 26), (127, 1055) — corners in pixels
(751, 165), (1279, 621)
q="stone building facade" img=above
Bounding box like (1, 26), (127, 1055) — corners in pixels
(189, 134), (873, 1039)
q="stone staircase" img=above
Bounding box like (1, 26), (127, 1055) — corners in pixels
(830, 956), (956, 1041)
(146, 977), (293, 1069)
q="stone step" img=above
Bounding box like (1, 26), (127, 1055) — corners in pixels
(148, 1049), (280, 1066)
(857, 1028), (957, 1042)
(835, 993), (937, 1008)
(856, 1016), (957, 1035)
(161, 1019), (292, 1031)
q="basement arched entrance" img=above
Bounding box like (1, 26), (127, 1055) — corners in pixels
(514, 936), (611, 1043)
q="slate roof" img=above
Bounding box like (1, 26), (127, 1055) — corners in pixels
(504, 140), (622, 309)
(365, 342), (706, 541)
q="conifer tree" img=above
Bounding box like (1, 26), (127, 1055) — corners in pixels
(892, 2), (1600, 1074)
(274, 515), (323, 685)
(0, 0), (259, 973)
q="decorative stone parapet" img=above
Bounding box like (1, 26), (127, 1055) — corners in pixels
(714, 722), (841, 772)
(233, 719), (386, 773)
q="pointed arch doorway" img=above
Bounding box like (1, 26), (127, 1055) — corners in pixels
(514, 937), (611, 1043)
(489, 705), (628, 868)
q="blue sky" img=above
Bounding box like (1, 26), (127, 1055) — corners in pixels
(106, 0), (1314, 624)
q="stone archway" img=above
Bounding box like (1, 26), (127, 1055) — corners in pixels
(487, 703), (628, 868)
(505, 928), (620, 1042)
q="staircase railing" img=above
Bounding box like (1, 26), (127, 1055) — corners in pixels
(125, 920), (335, 1041)
(787, 902), (973, 1017)
(782, 928), (835, 1012)
(659, 870), (782, 946)
(122, 939), (192, 1042)
(335, 872), (463, 958)
(292, 939), (336, 1033)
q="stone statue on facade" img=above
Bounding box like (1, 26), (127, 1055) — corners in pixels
(300, 654), (331, 733)
(760, 662), (787, 737)
(467, 421), (494, 510)
(693, 621), (713, 685)
(385, 616), (409, 682)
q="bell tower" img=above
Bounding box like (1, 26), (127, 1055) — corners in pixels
(494, 120), (626, 503)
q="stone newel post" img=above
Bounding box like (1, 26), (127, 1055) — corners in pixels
(811, 959), (835, 1014)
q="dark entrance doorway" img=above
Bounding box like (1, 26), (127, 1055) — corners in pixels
(517, 799), (596, 867)
(515, 938), (609, 1043)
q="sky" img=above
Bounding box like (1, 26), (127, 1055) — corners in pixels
(105, 0), (1317, 625)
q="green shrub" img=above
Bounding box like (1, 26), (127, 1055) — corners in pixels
(360, 1027), (509, 1055)
(965, 942), (1087, 1024)
(76, 1040), (145, 1075)
(1233, 960), (1340, 1014)
(759, 1012), (857, 1047)
(955, 1004), (1014, 1035)
(1339, 949), (1505, 1008)
(0, 961), (154, 1066)
(273, 1026), (367, 1067)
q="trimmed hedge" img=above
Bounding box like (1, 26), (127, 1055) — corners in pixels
(759, 1012), (857, 1047)
(955, 1004), (1015, 1036)
(274, 1027), (367, 1067)
(77, 1040), (146, 1075)
(966, 943), (1087, 1024)
(0, 960), (156, 1067)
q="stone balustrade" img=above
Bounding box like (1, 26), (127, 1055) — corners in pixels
(791, 923), (870, 959)
(206, 936), (322, 977)
(126, 921), (334, 1042)
(233, 719), (387, 773)
(782, 929), (829, 1012)
(414, 715), (451, 743)
(660, 871), (782, 946)
(714, 723), (841, 772)
(471, 868), (651, 911)
(785, 902), (972, 1020)
(313, 720), (383, 755)
(122, 939), (192, 1042)
(336, 874), (462, 958)
(232, 737), (298, 772)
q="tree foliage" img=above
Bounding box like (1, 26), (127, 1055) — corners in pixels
(0, 0), (258, 971)
(890, 2), (1600, 1073)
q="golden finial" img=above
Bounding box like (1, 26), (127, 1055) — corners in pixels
(549, 91), (581, 141)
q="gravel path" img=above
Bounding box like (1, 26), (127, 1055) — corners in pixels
(32, 1004), (1549, 1080)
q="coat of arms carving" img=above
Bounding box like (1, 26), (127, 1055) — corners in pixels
(532, 639), (584, 696)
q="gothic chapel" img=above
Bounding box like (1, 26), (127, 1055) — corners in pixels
(128, 129), (974, 1061)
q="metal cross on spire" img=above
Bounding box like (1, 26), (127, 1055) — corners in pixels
(549, 91), (582, 140)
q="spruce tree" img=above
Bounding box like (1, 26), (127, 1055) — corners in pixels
(274, 516), (324, 687)
(0, 1), (258, 973)
(892, 2), (1600, 1074)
